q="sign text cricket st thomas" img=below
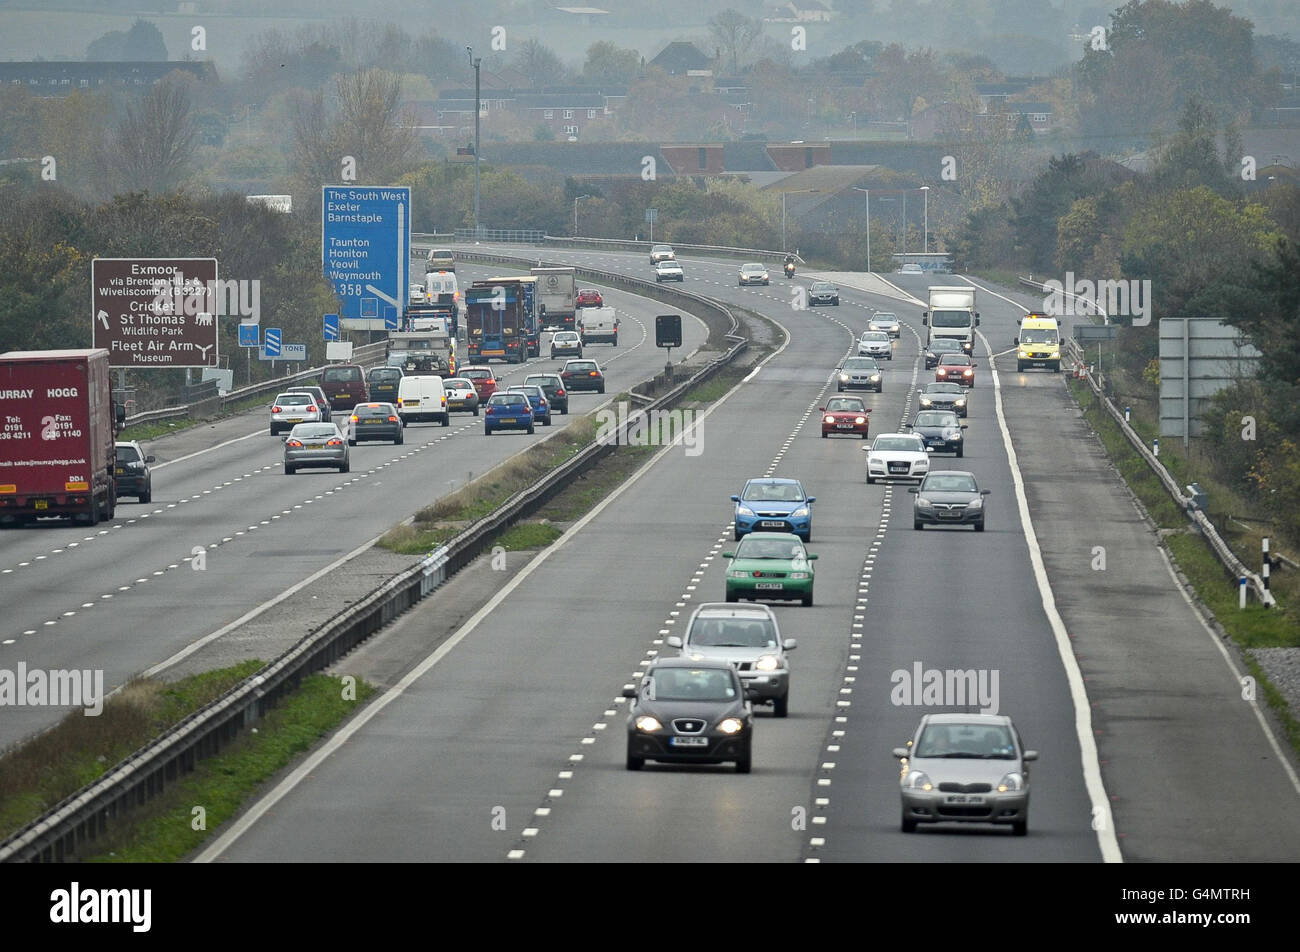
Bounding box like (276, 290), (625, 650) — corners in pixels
(91, 257), (219, 368)
(321, 187), (410, 331)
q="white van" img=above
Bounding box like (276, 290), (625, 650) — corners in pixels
(580, 306), (620, 346)
(396, 375), (449, 426)
(425, 271), (460, 316)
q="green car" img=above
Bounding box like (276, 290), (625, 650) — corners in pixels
(723, 532), (818, 607)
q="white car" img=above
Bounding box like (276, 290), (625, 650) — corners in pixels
(869, 312), (901, 337)
(898, 263), (923, 274)
(655, 259), (684, 282)
(270, 391), (328, 436)
(550, 330), (583, 358)
(858, 330), (893, 359)
(863, 432), (930, 484)
(650, 244), (676, 264)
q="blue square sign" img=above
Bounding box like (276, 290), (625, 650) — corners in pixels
(238, 323), (259, 348)
(264, 327), (282, 358)
(324, 313), (340, 341)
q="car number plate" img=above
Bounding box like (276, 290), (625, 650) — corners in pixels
(756, 582), (784, 590)
(670, 737), (708, 747)
(307, 444), (324, 450)
(945, 794), (985, 804)
(287, 417), (303, 423)
(337, 393), (349, 398)
(759, 520), (785, 528)
(837, 423), (855, 429)
(35, 500), (48, 510)
(363, 419), (383, 424)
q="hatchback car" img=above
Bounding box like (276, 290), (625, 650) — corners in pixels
(924, 338), (965, 369)
(575, 288), (603, 308)
(460, 365), (498, 402)
(655, 259), (684, 282)
(869, 312), (902, 337)
(624, 658), (753, 773)
(270, 391), (327, 436)
(723, 532), (817, 607)
(738, 262), (769, 286)
(905, 410), (966, 456)
(936, 352), (977, 387)
(919, 382), (969, 417)
(286, 385), (332, 421)
(820, 396), (871, 438)
(809, 281), (840, 306)
(284, 422), (349, 474)
(649, 244), (676, 264)
(899, 263), (923, 274)
(506, 385), (552, 426)
(864, 432), (930, 484)
(731, 477), (814, 541)
(910, 470), (990, 530)
(425, 248), (455, 272)
(442, 377), (480, 416)
(858, 330), (893, 360)
(668, 603), (797, 717)
(483, 392), (535, 435)
(347, 402), (403, 445)
(561, 359), (605, 393)
(550, 331), (583, 359)
(524, 373), (568, 414)
(366, 366), (403, 403)
(837, 357), (882, 393)
(114, 441), (155, 502)
(895, 713), (1036, 834)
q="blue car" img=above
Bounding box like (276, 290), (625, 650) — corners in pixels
(484, 392), (535, 435)
(506, 385), (552, 427)
(731, 477), (815, 542)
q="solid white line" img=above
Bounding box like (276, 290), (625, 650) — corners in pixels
(977, 324), (1122, 862)
(198, 315), (793, 862)
(152, 427), (267, 469)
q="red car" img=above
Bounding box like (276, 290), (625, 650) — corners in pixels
(576, 288), (603, 308)
(461, 365), (499, 401)
(821, 397), (871, 438)
(935, 353), (977, 387)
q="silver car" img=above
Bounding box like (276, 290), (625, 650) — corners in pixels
(283, 422), (349, 474)
(895, 713), (1037, 835)
(869, 312), (901, 337)
(666, 603), (798, 717)
(738, 262), (769, 286)
(270, 391), (327, 436)
(858, 330), (893, 359)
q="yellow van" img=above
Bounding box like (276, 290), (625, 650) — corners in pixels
(1015, 314), (1061, 372)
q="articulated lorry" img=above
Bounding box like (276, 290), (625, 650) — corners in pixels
(464, 277), (541, 363)
(530, 266), (576, 331)
(922, 287), (980, 355)
(0, 349), (121, 526)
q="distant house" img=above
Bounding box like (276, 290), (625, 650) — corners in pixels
(0, 60), (214, 97)
(1002, 101), (1055, 133)
(425, 86), (625, 139)
(555, 6), (611, 27)
(767, 1), (835, 21)
(650, 42), (713, 77)
(511, 92), (608, 138)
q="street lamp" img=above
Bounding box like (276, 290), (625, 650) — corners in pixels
(852, 186), (870, 272)
(467, 46), (482, 238)
(920, 185), (929, 255)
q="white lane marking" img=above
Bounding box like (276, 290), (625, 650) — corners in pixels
(977, 323), (1121, 862)
(152, 427), (267, 469)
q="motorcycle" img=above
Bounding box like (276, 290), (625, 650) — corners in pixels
(784, 262), (796, 279)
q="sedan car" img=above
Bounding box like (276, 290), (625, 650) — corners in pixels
(624, 658), (753, 773)
(936, 352), (977, 387)
(864, 432), (930, 484)
(820, 396), (871, 438)
(524, 373), (568, 414)
(919, 382), (969, 417)
(731, 477), (814, 541)
(668, 603), (796, 717)
(723, 531), (817, 607)
(270, 391), (327, 436)
(895, 713), (1036, 834)
(442, 377), (480, 416)
(550, 331), (583, 359)
(809, 281), (840, 306)
(738, 262), (770, 286)
(114, 441), (155, 503)
(858, 330), (893, 360)
(837, 356), (883, 393)
(924, 338), (965, 369)
(655, 259), (684, 282)
(284, 422), (349, 474)
(560, 359), (605, 393)
(460, 365), (498, 402)
(905, 410), (967, 456)
(483, 392), (535, 435)
(910, 470), (990, 530)
(575, 287), (603, 308)
(506, 385), (552, 426)
(347, 402), (403, 445)
(869, 312), (902, 337)
(649, 244), (676, 264)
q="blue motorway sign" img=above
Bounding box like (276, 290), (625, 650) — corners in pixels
(238, 323), (260, 347)
(322, 186), (411, 328)
(264, 326), (282, 358)
(323, 313), (340, 341)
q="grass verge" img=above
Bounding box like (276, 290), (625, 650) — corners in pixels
(118, 393), (281, 443)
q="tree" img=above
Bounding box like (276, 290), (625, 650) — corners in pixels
(292, 69), (418, 192)
(85, 30), (128, 61)
(583, 42), (642, 85)
(1150, 96), (1239, 195)
(513, 39), (569, 88)
(110, 77), (198, 193)
(122, 19), (168, 61)
(708, 8), (762, 75)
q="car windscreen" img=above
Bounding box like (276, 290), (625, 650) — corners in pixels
(463, 369), (490, 379)
(354, 405), (391, 417)
(742, 482), (803, 502)
(825, 398), (865, 412)
(689, 617), (779, 648)
(812, 283), (835, 291)
(1020, 329), (1058, 344)
(444, 379), (472, 389)
(927, 384), (963, 394)
(291, 425), (336, 438)
(842, 359), (876, 370)
(735, 536), (806, 560)
(930, 310), (972, 328)
(369, 369), (401, 382)
(115, 445), (141, 463)
(915, 723), (1015, 758)
(524, 376), (558, 389)
(874, 437), (922, 452)
(914, 412), (958, 427)
(922, 474), (978, 493)
(509, 387), (542, 398)
(929, 340), (962, 352)
(322, 368), (361, 382)
(277, 394), (311, 405)
(862, 332), (889, 341)
(489, 394), (525, 406)
(742, 264), (764, 272)
(647, 668), (737, 702)
(940, 354), (972, 365)
(875, 313), (897, 321)
(566, 362), (596, 372)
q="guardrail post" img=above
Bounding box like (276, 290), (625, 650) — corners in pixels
(1239, 576), (1248, 609)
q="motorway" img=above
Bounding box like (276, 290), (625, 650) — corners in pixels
(0, 262), (708, 749)
(193, 247), (1300, 863)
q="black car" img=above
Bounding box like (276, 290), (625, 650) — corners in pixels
(524, 373), (568, 414)
(918, 382), (969, 417)
(924, 338), (965, 370)
(114, 441), (154, 503)
(909, 470), (990, 531)
(905, 410), (967, 456)
(561, 359), (606, 393)
(624, 658), (754, 773)
(367, 367), (403, 403)
(809, 281), (840, 306)
(347, 402), (403, 445)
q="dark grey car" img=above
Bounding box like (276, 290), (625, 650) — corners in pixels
(624, 658), (755, 773)
(347, 402), (403, 445)
(905, 410), (967, 456)
(909, 470), (990, 530)
(667, 602), (797, 717)
(114, 441), (154, 503)
(924, 338), (965, 369)
(918, 382), (968, 417)
(837, 356), (882, 393)
(284, 422), (350, 474)
(524, 373), (569, 414)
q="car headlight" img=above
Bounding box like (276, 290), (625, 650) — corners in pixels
(1049, 350), (1060, 358)
(946, 430), (961, 439)
(997, 772), (1024, 793)
(727, 569), (747, 578)
(635, 715), (662, 733)
(788, 572), (809, 580)
(755, 655), (781, 672)
(919, 397), (932, 406)
(854, 416), (866, 425)
(824, 415), (836, 424)
(870, 374), (880, 381)
(968, 496), (983, 508)
(916, 497), (933, 508)
(717, 717), (744, 734)
(903, 770), (933, 791)
(839, 373), (849, 381)
(954, 398), (966, 407)
(736, 505), (755, 517)
(790, 507), (809, 518)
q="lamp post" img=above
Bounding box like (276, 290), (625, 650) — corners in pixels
(467, 47), (482, 238)
(920, 185), (929, 255)
(852, 186), (870, 272)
